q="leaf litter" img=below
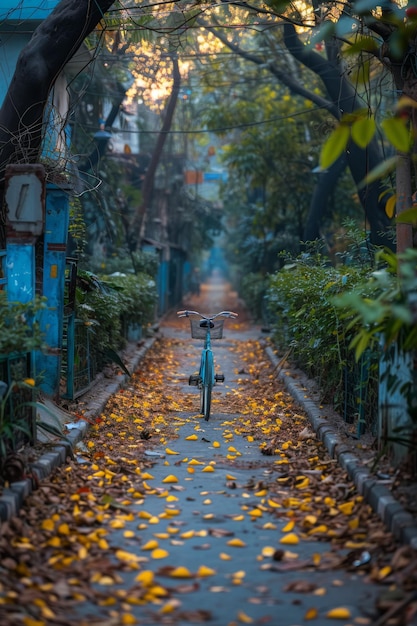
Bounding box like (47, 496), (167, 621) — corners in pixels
(0, 293), (416, 626)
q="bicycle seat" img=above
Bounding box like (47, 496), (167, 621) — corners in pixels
(199, 320), (214, 328)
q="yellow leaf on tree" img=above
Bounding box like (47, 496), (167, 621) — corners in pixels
(279, 533), (299, 545)
(162, 475), (178, 483)
(326, 607), (351, 619)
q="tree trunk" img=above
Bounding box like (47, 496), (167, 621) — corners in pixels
(129, 53), (181, 252)
(283, 23), (394, 249)
(0, 0), (115, 217)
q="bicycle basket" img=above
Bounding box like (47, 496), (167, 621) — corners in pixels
(189, 318), (224, 340)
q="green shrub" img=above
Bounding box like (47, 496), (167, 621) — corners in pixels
(240, 272), (269, 321)
(266, 253), (370, 403)
(104, 272), (157, 327)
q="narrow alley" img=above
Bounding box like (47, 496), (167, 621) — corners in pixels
(0, 278), (415, 626)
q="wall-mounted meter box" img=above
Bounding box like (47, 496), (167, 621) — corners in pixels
(5, 164), (45, 237)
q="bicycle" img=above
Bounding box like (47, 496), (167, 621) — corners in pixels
(177, 310), (238, 421)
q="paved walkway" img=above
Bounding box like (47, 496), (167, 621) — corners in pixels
(1, 276), (416, 626)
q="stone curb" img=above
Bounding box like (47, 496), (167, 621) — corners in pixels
(265, 345), (417, 549)
(0, 337), (156, 524)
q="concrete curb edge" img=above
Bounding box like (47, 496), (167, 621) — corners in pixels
(265, 346), (417, 548)
(0, 337), (156, 524)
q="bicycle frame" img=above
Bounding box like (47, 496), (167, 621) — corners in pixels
(177, 309), (238, 421)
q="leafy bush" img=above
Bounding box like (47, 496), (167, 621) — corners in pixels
(267, 253), (370, 404)
(240, 272), (269, 321)
(75, 270), (157, 354)
(104, 272), (157, 327)
(0, 294), (46, 355)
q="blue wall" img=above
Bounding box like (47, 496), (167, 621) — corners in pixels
(0, 1), (60, 105)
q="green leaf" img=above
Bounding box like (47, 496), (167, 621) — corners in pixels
(396, 205), (417, 225)
(358, 155), (398, 188)
(351, 116), (376, 148)
(103, 348), (131, 377)
(320, 124), (350, 169)
(381, 117), (411, 152)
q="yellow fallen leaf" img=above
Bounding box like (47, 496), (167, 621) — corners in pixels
(110, 519), (126, 530)
(304, 607), (319, 620)
(237, 610), (254, 623)
(165, 448), (180, 455)
(267, 499), (281, 508)
(135, 570), (154, 586)
(227, 538), (246, 547)
(261, 546), (276, 557)
(247, 436), (254, 442)
(180, 530), (195, 539)
(121, 613), (137, 625)
(151, 548), (169, 559)
(169, 566), (193, 578)
(197, 565), (216, 577)
(279, 533), (299, 545)
(338, 501), (355, 515)
(248, 508), (262, 517)
(185, 434), (198, 441)
(281, 520), (295, 532)
(226, 474), (237, 480)
(219, 552), (232, 560)
(228, 446), (238, 452)
(142, 540), (159, 551)
(41, 519), (55, 532)
(213, 441), (221, 448)
(141, 472), (155, 480)
(377, 565), (392, 580)
(262, 522), (277, 530)
(202, 466), (214, 473)
(326, 607), (351, 619)
(254, 489), (268, 497)
(188, 459), (204, 465)
(58, 523), (70, 535)
(162, 475), (178, 483)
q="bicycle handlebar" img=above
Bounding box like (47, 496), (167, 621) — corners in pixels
(177, 310), (238, 320)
